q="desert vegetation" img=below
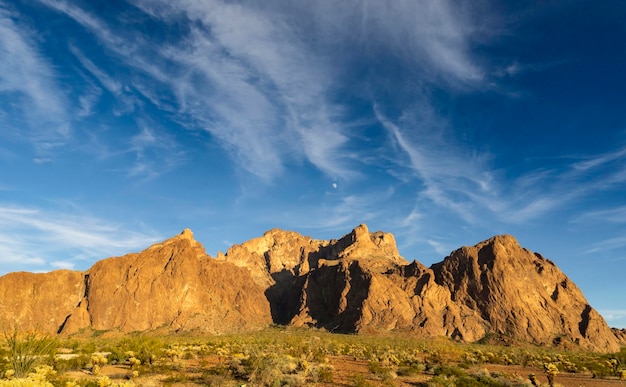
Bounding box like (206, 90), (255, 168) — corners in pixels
(1, 326), (625, 386)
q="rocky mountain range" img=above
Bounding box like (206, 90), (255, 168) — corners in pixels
(1, 225), (624, 352)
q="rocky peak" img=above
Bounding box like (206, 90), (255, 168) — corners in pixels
(317, 224), (406, 269)
(432, 235), (622, 352)
(219, 224), (405, 288)
(144, 228), (202, 253)
(179, 228), (195, 241)
(217, 228), (322, 288)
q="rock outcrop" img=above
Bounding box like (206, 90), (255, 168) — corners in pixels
(0, 225), (622, 352)
(613, 328), (626, 345)
(219, 226), (622, 352)
(431, 235), (622, 352)
(217, 224), (406, 324)
(0, 229), (270, 335)
(0, 270), (85, 333)
(289, 259), (484, 339)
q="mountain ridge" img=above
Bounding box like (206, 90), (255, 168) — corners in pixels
(0, 225), (623, 352)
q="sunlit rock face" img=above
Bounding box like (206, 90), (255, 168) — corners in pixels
(431, 235), (622, 352)
(0, 225), (622, 352)
(0, 229), (271, 335)
(0, 270), (86, 333)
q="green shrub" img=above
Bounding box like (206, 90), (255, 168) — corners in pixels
(432, 364), (466, 378)
(103, 336), (163, 366)
(53, 354), (91, 372)
(350, 374), (375, 387)
(79, 342), (97, 355)
(308, 363), (334, 383)
(2, 329), (58, 378)
(428, 374), (456, 387)
(397, 361), (425, 376)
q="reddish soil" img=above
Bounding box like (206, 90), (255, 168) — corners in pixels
(62, 355), (626, 386)
(483, 364), (626, 387)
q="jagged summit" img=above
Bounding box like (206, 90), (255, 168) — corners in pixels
(0, 225), (623, 352)
(145, 227), (202, 253)
(179, 227), (195, 240)
(328, 223), (406, 266)
(431, 236), (622, 351)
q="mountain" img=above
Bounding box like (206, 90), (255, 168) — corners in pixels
(0, 225), (623, 352)
(0, 229), (271, 335)
(215, 224), (406, 324)
(431, 235), (621, 351)
(218, 225), (624, 352)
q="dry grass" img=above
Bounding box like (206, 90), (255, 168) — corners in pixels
(0, 327), (624, 386)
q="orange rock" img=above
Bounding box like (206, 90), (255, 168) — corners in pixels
(0, 229), (270, 335)
(0, 226), (622, 352)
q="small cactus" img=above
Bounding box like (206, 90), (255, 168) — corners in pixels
(544, 362), (559, 387)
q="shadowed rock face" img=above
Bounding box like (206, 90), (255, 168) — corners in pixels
(0, 226), (623, 352)
(217, 224), (408, 324)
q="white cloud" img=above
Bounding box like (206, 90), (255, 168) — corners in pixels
(126, 121), (185, 181)
(301, 0), (483, 85)
(69, 44), (140, 116)
(584, 236), (626, 255)
(51, 261), (75, 270)
(0, 2), (70, 154)
(0, 205), (161, 274)
(426, 239), (452, 256)
(598, 309), (626, 327)
(36, 0), (489, 183)
(573, 146), (626, 171)
(377, 97), (626, 229)
(375, 104), (492, 223)
(69, 44), (123, 95)
(37, 0), (355, 182)
(571, 206), (626, 225)
(76, 79), (102, 118)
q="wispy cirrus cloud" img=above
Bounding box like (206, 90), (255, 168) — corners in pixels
(375, 104), (494, 223)
(36, 0), (490, 183)
(126, 122), (185, 181)
(69, 44), (123, 95)
(583, 236), (626, 255)
(571, 205), (626, 225)
(0, 2), (70, 156)
(598, 309), (626, 327)
(573, 146), (626, 171)
(37, 0), (354, 182)
(0, 205), (161, 274)
(75, 77), (102, 119)
(302, 0), (484, 85)
(377, 98), (626, 227)
(68, 44), (139, 116)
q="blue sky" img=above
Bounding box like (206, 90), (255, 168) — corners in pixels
(1, 1), (625, 328)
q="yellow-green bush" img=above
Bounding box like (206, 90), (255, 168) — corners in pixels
(2, 330), (57, 378)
